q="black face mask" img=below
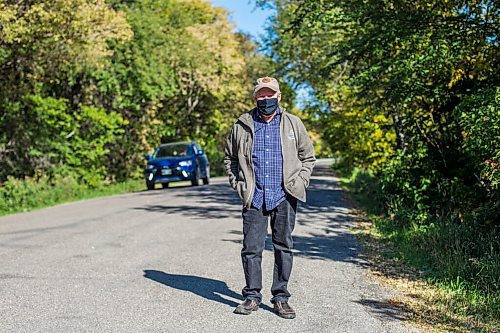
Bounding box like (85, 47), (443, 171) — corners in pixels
(256, 98), (279, 116)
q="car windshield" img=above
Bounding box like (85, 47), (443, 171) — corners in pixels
(153, 144), (192, 158)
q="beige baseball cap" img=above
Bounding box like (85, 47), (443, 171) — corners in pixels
(253, 76), (280, 96)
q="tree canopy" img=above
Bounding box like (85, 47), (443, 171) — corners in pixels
(0, 0), (280, 184)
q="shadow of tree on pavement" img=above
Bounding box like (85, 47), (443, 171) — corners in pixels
(132, 183), (241, 220)
(353, 299), (408, 323)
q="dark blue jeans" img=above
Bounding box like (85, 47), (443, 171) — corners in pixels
(241, 195), (297, 304)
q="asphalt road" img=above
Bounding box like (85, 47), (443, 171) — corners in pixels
(0, 159), (419, 333)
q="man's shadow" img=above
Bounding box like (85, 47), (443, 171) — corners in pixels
(143, 270), (274, 312)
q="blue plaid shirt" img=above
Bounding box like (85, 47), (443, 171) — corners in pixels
(251, 110), (286, 211)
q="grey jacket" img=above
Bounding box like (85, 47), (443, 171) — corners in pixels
(224, 107), (316, 208)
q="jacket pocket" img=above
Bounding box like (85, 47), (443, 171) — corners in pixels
(286, 176), (306, 201)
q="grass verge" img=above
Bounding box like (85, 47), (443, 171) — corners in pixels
(0, 175), (145, 217)
(338, 167), (500, 333)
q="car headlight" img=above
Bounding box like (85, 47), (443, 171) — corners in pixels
(146, 164), (155, 169)
(179, 160), (192, 167)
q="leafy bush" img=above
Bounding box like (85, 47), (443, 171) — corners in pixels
(0, 173), (143, 216)
(0, 174), (85, 215)
(27, 95), (126, 187)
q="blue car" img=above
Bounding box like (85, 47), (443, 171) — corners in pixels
(144, 141), (210, 190)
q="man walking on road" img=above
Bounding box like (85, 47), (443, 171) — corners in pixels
(224, 77), (315, 319)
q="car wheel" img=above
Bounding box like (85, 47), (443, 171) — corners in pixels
(146, 180), (155, 190)
(191, 167), (200, 186)
(202, 167), (210, 185)
(161, 183), (169, 189)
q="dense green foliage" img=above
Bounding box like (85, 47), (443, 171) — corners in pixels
(0, 0), (132, 183)
(258, 0), (499, 327)
(0, 0), (284, 189)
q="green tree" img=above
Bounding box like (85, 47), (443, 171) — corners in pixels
(0, 0), (132, 182)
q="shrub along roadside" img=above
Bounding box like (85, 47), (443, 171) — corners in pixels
(0, 175), (144, 217)
(337, 166), (500, 332)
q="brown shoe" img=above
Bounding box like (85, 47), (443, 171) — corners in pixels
(273, 301), (296, 319)
(233, 299), (259, 315)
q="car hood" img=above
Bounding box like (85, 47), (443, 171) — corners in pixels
(147, 156), (192, 167)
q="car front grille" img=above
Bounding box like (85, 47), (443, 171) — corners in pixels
(153, 166), (182, 177)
